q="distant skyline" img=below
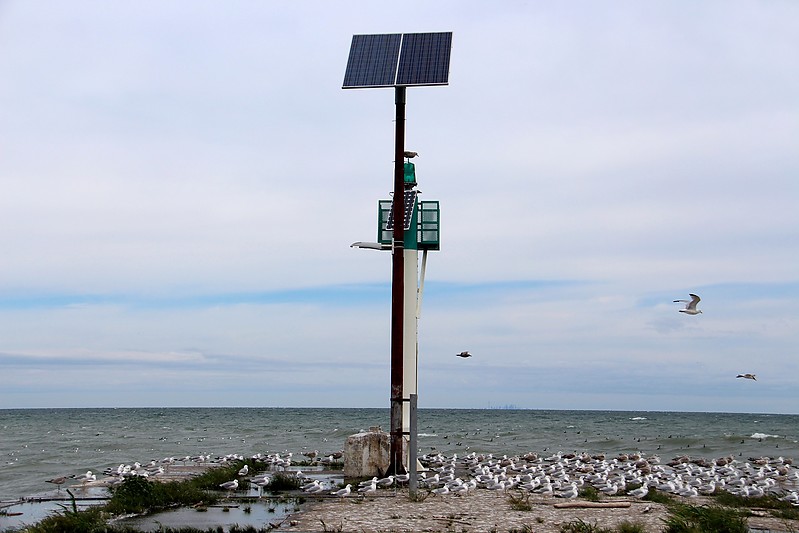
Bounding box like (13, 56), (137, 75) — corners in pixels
(1, 1), (797, 413)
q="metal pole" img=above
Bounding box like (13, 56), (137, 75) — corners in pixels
(409, 393), (418, 498)
(389, 85), (406, 474)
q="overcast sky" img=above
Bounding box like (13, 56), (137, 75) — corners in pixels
(1, 1), (797, 413)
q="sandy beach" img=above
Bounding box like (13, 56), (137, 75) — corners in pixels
(283, 489), (670, 532)
(282, 489), (797, 532)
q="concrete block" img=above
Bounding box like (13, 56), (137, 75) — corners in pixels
(343, 426), (390, 478)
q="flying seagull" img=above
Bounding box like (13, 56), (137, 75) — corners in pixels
(736, 374), (757, 381)
(673, 293), (702, 315)
(456, 351), (472, 358)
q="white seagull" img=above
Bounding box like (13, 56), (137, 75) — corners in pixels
(331, 484), (352, 497)
(736, 373), (757, 381)
(674, 293), (702, 315)
(357, 481), (377, 496)
(219, 479), (239, 492)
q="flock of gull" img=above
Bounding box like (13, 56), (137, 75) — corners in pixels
(309, 451), (799, 506)
(42, 445), (799, 509)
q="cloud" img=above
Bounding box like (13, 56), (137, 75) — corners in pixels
(0, 1), (797, 412)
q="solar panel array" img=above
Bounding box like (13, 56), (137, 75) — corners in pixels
(385, 190), (418, 231)
(343, 32), (452, 89)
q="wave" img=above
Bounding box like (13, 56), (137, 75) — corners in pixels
(751, 433), (780, 439)
(629, 417), (647, 421)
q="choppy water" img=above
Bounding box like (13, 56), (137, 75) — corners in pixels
(1, 408), (797, 501)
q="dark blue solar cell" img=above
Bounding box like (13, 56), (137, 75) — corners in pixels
(396, 32), (451, 86)
(342, 34), (401, 88)
(385, 190), (417, 231)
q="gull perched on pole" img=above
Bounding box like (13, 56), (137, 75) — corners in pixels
(673, 293), (702, 315)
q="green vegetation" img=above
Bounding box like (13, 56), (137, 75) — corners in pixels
(24, 494), (112, 533)
(579, 485), (600, 502)
(264, 471), (301, 492)
(663, 503), (748, 533)
(642, 488), (676, 505)
(712, 491), (799, 521)
(105, 476), (214, 515)
(559, 519), (646, 533)
(21, 459), (287, 532)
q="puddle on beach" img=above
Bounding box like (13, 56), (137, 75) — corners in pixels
(0, 499), (105, 531)
(1, 496), (299, 532)
(116, 499), (298, 532)
(0, 466), (339, 532)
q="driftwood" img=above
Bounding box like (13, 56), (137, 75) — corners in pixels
(553, 501), (631, 509)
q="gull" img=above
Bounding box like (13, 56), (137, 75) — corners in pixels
(674, 293), (702, 315)
(238, 464), (249, 476)
(376, 475), (395, 487)
(74, 470), (96, 486)
(306, 482), (327, 494)
(628, 484), (649, 498)
(598, 483), (619, 496)
(254, 476), (272, 489)
(220, 479), (238, 490)
(736, 374), (757, 381)
(431, 484), (450, 496)
(456, 351), (472, 358)
(219, 479), (238, 496)
(357, 481), (377, 496)
(331, 484), (352, 497)
(556, 482), (579, 499)
(46, 476), (71, 491)
(403, 150), (418, 159)
(301, 479), (320, 491)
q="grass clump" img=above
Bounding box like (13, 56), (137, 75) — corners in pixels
(559, 519), (647, 533)
(663, 503), (747, 533)
(105, 475), (213, 515)
(559, 519), (612, 532)
(712, 491), (799, 520)
(265, 471), (301, 492)
(616, 522), (647, 533)
(579, 485), (600, 502)
(24, 504), (110, 533)
(642, 488), (676, 505)
(508, 489), (533, 511)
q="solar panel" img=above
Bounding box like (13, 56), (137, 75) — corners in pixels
(342, 34), (401, 89)
(385, 190), (417, 231)
(343, 32), (452, 89)
(396, 32), (452, 86)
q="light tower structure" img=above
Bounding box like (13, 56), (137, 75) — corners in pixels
(343, 32), (451, 474)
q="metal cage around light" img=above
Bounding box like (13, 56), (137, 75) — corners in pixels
(377, 199), (439, 250)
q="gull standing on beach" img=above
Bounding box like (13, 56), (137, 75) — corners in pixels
(331, 484), (352, 497)
(674, 293), (702, 315)
(357, 480), (377, 496)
